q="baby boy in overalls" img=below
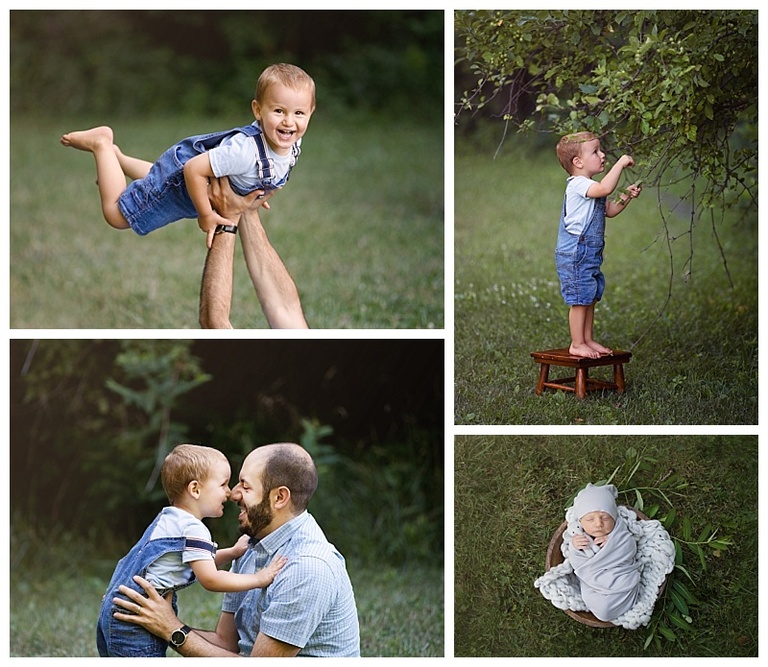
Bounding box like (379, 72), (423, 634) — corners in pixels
(61, 63), (315, 248)
(554, 132), (642, 358)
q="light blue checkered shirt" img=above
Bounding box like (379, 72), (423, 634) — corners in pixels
(222, 511), (360, 656)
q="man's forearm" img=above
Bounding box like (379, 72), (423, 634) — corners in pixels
(174, 629), (240, 657)
(239, 209), (308, 329)
(199, 230), (237, 329)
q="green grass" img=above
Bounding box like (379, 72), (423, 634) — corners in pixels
(454, 134), (757, 424)
(10, 112), (443, 328)
(454, 435), (758, 657)
(9, 524), (443, 657)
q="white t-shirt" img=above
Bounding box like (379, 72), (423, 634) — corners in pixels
(208, 130), (295, 192)
(563, 175), (598, 236)
(145, 506), (216, 591)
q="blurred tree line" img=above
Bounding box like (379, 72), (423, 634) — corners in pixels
(10, 9), (443, 119)
(10, 339), (444, 566)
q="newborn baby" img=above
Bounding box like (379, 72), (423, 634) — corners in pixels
(567, 483), (641, 621)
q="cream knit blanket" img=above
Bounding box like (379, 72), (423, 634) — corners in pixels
(534, 505), (676, 629)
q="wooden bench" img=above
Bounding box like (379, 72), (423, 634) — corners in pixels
(530, 348), (632, 400)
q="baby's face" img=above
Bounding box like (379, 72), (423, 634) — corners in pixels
(579, 511), (615, 538)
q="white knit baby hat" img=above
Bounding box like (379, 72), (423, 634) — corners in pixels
(573, 483), (619, 520)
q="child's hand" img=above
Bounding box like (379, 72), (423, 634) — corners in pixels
(229, 534), (251, 560)
(618, 154), (635, 169)
(256, 554), (288, 587)
(594, 535), (609, 547)
(625, 182), (642, 199)
(198, 211), (233, 249)
(572, 535), (591, 550)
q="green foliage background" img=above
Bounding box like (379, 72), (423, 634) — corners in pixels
(455, 10), (756, 229)
(11, 10), (443, 119)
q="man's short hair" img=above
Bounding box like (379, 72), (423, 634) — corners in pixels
(556, 131), (598, 174)
(261, 444), (318, 513)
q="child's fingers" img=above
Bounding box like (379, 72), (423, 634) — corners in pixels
(206, 228), (215, 249)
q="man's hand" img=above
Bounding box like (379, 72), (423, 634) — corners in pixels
(112, 576), (180, 641)
(209, 177), (276, 223)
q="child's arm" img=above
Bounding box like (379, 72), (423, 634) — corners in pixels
(183, 153), (235, 248)
(214, 534), (250, 568)
(606, 183), (642, 218)
(190, 554), (287, 593)
(586, 155), (635, 200)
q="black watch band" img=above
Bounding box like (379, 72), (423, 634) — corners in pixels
(169, 624), (191, 649)
(214, 224), (238, 235)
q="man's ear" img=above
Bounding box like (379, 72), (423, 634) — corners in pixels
(272, 486), (292, 511)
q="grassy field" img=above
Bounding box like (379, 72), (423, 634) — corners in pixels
(454, 133), (757, 424)
(9, 523), (444, 657)
(454, 435), (758, 657)
(10, 112), (443, 329)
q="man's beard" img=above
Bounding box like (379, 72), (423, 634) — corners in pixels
(240, 493), (274, 538)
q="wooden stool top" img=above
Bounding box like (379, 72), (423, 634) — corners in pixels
(531, 347), (632, 368)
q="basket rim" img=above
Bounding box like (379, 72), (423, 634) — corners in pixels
(544, 505), (657, 628)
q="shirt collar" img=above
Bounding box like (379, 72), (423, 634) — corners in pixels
(248, 511), (309, 555)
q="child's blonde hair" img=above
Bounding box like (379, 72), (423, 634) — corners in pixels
(161, 444), (228, 503)
(556, 131), (598, 175)
(256, 63), (316, 111)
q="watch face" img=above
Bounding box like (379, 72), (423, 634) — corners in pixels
(171, 630), (185, 646)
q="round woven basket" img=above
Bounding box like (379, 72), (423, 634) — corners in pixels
(545, 506), (666, 628)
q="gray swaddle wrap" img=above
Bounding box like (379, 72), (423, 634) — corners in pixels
(567, 483), (641, 621)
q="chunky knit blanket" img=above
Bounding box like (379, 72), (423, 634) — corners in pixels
(534, 505), (676, 629)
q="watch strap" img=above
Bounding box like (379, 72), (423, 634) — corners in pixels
(214, 224), (238, 235)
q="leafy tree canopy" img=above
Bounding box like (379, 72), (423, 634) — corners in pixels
(455, 10), (757, 214)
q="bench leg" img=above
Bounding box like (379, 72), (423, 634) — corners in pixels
(614, 363), (626, 393)
(575, 368), (588, 399)
(535, 363), (549, 395)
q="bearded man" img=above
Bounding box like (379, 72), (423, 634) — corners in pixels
(113, 443), (360, 657)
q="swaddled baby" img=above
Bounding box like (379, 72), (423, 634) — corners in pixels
(568, 483), (641, 621)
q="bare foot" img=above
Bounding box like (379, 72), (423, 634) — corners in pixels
(587, 341), (613, 356)
(60, 126), (114, 152)
(570, 343), (600, 359)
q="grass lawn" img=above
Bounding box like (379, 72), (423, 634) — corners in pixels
(9, 525), (444, 657)
(454, 133), (757, 424)
(10, 112), (443, 329)
(454, 434), (758, 657)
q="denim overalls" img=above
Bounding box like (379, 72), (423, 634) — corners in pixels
(555, 193), (607, 306)
(118, 122), (300, 236)
(96, 510), (215, 657)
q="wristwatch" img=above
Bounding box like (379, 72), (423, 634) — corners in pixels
(214, 224), (238, 235)
(169, 625), (191, 649)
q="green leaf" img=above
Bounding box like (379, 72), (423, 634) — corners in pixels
(682, 516), (692, 541)
(643, 631), (655, 650)
(668, 611), (693, 632)
(693, 543), (707, 571)
(646, 504), (659, 518)
(709, 538), (731, 550)
(675, 563), (695, 585)
(696, 523), (712, 543)
(635, 488), (644, 511)
(670, 589), (689, 616)
(658, 624), (677, 641)
(672, 578), (698, 605)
